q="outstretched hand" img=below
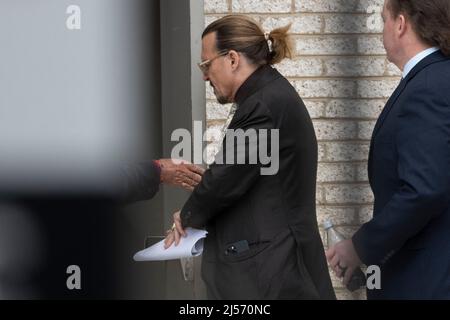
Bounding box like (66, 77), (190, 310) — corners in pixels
(159, 159), (205, 191)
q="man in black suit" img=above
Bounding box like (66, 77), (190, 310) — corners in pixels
(165, 15), (335, 299)
(326, 0), (450, 299)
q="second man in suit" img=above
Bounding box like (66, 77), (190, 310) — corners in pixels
(326, 0), (450, 299)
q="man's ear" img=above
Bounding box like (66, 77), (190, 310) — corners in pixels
(397, 14), (407, 37)
(228, 50), (240, 71)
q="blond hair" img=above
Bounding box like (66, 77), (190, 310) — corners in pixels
(202, 15), (294, 65)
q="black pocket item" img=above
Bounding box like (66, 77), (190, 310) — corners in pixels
(225, 240), (250, 255)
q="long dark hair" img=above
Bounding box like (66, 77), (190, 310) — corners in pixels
(202, 15), (294, 66)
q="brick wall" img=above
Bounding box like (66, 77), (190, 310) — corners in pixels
(203, 0), (401, 300)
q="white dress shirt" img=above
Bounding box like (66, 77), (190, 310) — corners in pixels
(402, 47), (439, 79)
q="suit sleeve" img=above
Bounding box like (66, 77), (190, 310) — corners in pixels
(352, 85), (450, 266)
(181, 102), (274, 229)
(118, 161), (161, 203)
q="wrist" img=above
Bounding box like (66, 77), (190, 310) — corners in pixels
(153, 160), (163, 183)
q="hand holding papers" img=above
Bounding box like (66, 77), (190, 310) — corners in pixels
(133, 228), (207, 262)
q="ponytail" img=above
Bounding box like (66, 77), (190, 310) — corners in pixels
(203, 15), (295, 66)
(267, 23), (295, 65)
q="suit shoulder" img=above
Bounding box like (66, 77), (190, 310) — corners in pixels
(238, 71), (308, 124)
(399, 59), (450, 129)
(406, 58), (450, 104)
(423, 58), (450, 102)
(255, 75), (305, 112)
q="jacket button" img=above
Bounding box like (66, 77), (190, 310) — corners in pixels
(225, 245), (237, 255)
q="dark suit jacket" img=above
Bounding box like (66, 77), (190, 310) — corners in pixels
(180, 65), (335, 300)
(353, 51), (450, 299)
(120, 161), (161, 203)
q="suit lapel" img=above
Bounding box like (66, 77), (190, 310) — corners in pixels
(372, 51), (447, 139)
(368, 50), (448, 185)
(368, 78), (406, 186)
(371, 78), (407, 138)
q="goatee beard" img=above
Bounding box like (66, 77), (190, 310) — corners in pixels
(216, 95), (230, 105)
(211, 82), (231, 104)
